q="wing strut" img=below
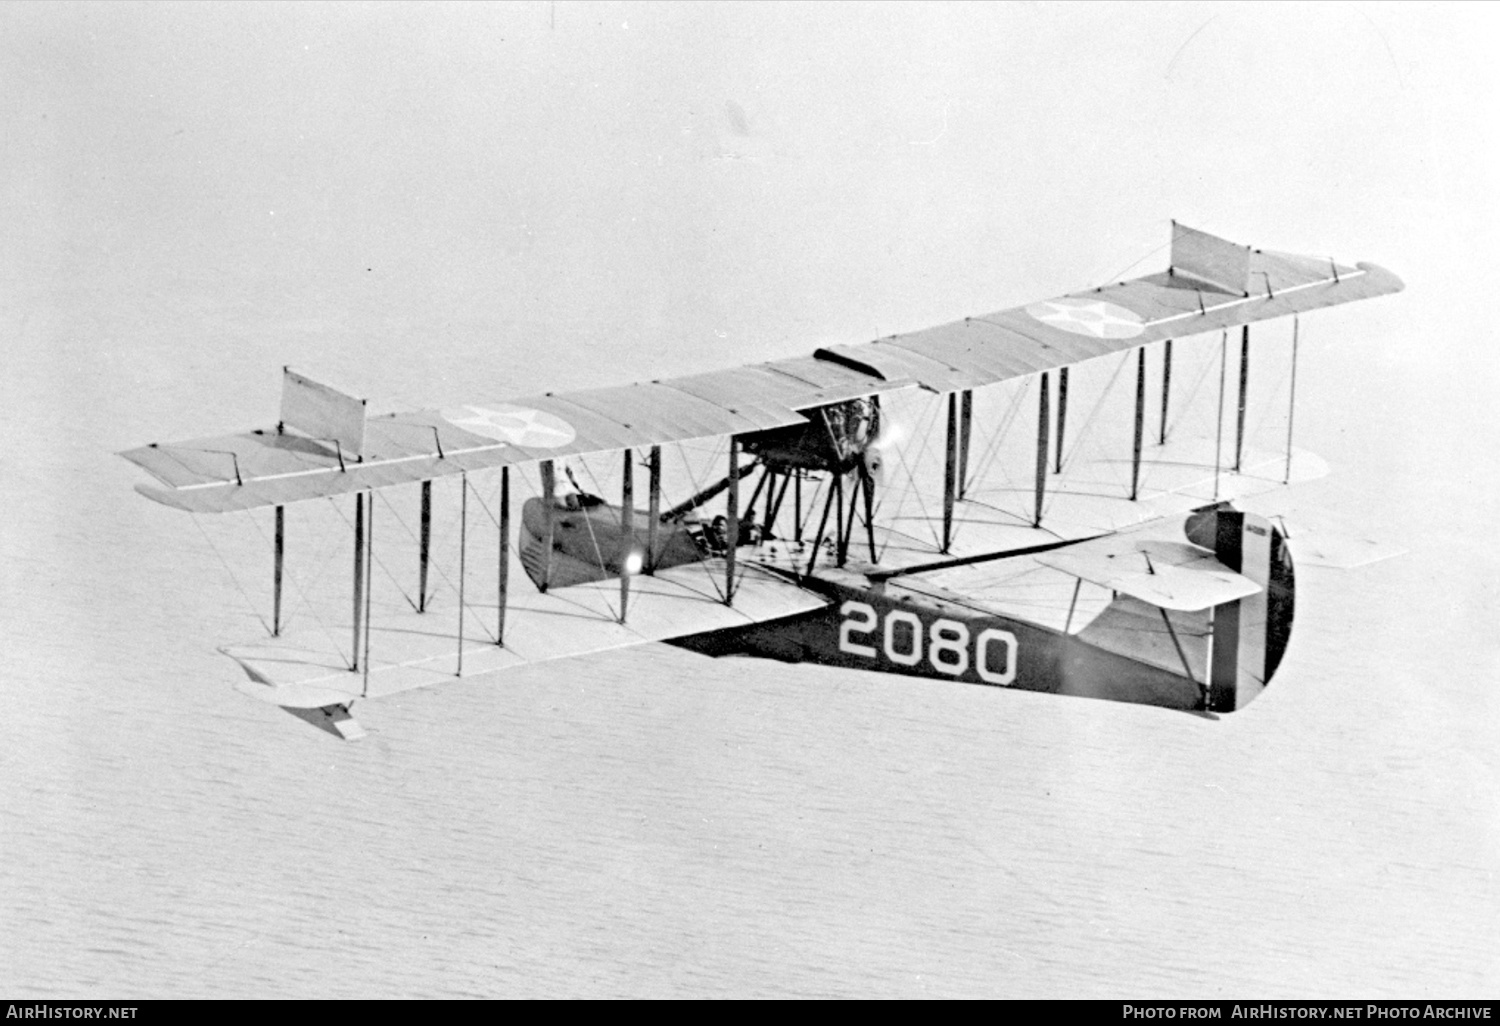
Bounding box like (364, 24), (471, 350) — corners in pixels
(646, 446), (661, 573)
(1034, 371), (1050, 527)
(1159, 339), (1173, 445)
(793, 471), (803, 543)
(1234, 324), (1250, 472)
(497, 467), (510, 645)
(724, 439), (739, 605)
(860, 466), (877, 563)
(456, 473), (468, 675)
(418, 480), (432, 612)
(362, 490), (374, 698)
(1055, 369), (1068, 474)
(942, 393), (958, 553)
(351, 492), (364, 671)
(538, 461), (555, 592)
(958, 389), (974, 498)
(619, 450), (633, 623)
(833, 471), (844, 565)
(1131, 347), (1146, 500)
(273, 505), (284, 636)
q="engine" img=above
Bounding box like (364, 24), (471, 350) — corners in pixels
(739, 397), (881, 476)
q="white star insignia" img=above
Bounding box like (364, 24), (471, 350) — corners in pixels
(441, 405), (578, 448)
(1025, 298), (1145, 339)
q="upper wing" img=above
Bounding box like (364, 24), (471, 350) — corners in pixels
(119, 223), (1402, 515)
(814, 223), (1402, 390)
(121, 365), (914, 514)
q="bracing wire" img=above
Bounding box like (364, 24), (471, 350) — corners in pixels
(193, 514), (274, 637)
(331, 493), (421, 614)
(885, 393), (945, 551)
(956, 378), (1032, 532)
(666, 438), (729, 602)
(1164, 337), (1219, 440)
(272, 499), (359, 646)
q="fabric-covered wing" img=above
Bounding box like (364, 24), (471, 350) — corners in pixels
(122, 366), (914, 514)
(813, 227), (1402, 392)
(121, 223), (1402, 515)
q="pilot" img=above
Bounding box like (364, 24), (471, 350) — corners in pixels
(708, 515), (763, 551)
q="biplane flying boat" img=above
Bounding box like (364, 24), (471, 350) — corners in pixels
(122, 223), (1403, 739)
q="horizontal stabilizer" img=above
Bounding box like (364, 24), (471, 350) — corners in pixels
(1231, 495), (1405, 570)
(1038, 539), (1260, 612)
(1265, 515), (1404, 569)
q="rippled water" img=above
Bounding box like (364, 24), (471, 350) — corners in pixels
(2, 4), (1496, 998)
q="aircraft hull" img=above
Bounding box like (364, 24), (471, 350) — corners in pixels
(670, 577), (1207, 713)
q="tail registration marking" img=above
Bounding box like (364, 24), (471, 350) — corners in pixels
(838, 600), (1017, 685)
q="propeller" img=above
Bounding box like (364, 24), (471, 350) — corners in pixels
(860, 412), (907, 488)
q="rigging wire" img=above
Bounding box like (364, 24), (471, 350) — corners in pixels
(1090, 237), (1173, 293)
(193, 514), (273, 637)
(1037, 352), (1133, 518)
(1163, 336), (1219, 440)
(330, 493), (423, 617)
(666, 438), (728, 601)
(455, 475), (498, 644)
(956, 377), (1032, 533)
(1058, 351), (1133, 475)
(1238, 318), (1301, 475)
(271, 499), (358, 645)
(407, 476), (466, 610)
(884, 393), (945, 552)
(571, 456), (622, 621)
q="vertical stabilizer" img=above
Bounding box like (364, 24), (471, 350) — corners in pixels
(1193, 507), (1277, 712)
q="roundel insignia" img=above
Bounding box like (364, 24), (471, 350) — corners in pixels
(1024, 298), (1145, 340)
(441, 404), (577, 448)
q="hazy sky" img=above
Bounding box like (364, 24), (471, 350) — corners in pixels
(5, 3), (1492, 409)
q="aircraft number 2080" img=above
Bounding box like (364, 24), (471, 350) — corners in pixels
(837, 600), (1018, 685)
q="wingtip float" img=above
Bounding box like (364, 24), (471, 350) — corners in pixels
(123, 222), (1403, 739)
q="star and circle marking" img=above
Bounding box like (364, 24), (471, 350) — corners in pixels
(440, 404), (577, 448)
(1025, 298), (1145, 339)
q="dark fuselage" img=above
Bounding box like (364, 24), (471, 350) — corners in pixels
(669, 574), (1207, 712)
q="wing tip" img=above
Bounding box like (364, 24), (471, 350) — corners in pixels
(1355, 261), (1405, 294)
(133, 481), (195, 511)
